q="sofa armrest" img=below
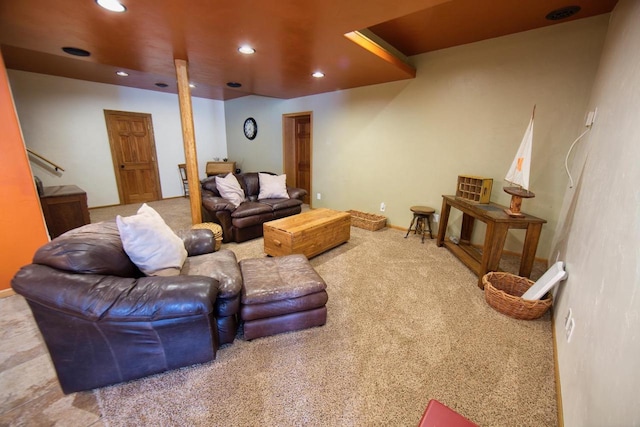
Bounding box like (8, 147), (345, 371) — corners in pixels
(12, 264), (218, 322)
(180, 249), (242, 299)
(202, 194), (236, 212)
(287, 187), (308, 201)
(176, 229), (215, 256)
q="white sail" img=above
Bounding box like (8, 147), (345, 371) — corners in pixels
(505, 112), (534, 190)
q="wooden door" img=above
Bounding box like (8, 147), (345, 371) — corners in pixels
(295, 116), (311, 204)
(283, 112), (312, 205)
(104, 110), (161, 205)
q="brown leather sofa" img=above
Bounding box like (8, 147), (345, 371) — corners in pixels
(200, 172), (307, 243)
(11, 221), (242, 394)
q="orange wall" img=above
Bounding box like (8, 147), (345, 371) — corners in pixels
(0, 53), (49, 292)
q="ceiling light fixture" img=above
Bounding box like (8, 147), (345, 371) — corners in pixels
(96, 0), (127, 12)
(189, 83), (196, 88)
(238, 45), (256, 55)
(62, 47), (90, 57)
(312, 71), (325, 78)
(116, 71), (129, 77)
(545, 5), (581, 20)
(227, 82), (242, 88)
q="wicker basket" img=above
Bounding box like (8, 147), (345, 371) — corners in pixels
(482, 272), (552, 320)
(348, 210), (387, 231)
(191, 222), (223, 251)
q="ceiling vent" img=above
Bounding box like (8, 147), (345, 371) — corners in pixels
(546, 6), (581, 20)
(62, 47), (90, 57)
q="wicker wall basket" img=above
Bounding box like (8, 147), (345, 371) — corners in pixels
(482, 272), (552, 320)
(347, 210), (387, 231)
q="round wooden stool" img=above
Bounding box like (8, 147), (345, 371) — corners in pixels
(404, 206), (435, 243)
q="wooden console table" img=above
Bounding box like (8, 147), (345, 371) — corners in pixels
(436, 195), (546, 288)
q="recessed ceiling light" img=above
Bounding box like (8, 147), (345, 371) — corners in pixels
(238, 45), (256, 55)
(116, 71), (129, 77)
(189, 83), (196, 88)
(312, 71), (325, 78)
(96, 0), (127, 12)
(546, 5), (581, 20)
(227, 82), (242, 88)
(62, 47), (90, 57)
(155, 82), (168, 88)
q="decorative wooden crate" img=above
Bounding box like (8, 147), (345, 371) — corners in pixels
(456, 175), (493, 204)
(348, 210), (387, 231)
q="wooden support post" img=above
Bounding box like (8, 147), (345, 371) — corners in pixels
(174, 59), (202, 225)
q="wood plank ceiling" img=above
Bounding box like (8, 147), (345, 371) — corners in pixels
(0, 0), (617, 100)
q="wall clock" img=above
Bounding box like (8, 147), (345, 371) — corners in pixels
(243, 117), (257, 140)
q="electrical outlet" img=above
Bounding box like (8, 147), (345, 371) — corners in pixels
(380, 202), (386, 212)
(585, 107), (598, 127)
(316, 193), (321, 200)
(564, 308), (572, 328)
(432, 213), (440, 223)
(566, 318), (575, 343)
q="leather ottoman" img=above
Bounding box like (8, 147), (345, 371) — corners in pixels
(239, 254), (328, 340)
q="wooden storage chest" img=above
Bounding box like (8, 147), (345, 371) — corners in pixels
(263, 208), (351, 258)
(456, 175), (493, 203)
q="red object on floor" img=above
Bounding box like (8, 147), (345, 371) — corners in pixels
(418, 399), (478, 427)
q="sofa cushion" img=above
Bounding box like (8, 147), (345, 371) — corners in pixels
(201, 176), (220, 195)
(33, 221), (141, 277)
(258, 173), (289, 200)
(239, 255), (327, 304)
(258, 198), (303, 211)
(116, 204), (187, 276)
(231, 201), (273, 218)
(215, 173), (245, 207)
(240, 173), (261, 198)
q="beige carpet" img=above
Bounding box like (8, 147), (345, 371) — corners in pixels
(90, 199), (556, 427)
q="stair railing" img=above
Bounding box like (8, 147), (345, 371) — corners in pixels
(26, 148), (65, 172)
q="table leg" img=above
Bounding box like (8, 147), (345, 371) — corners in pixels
(436, 199), (451, 247)
(520, 223), (543, 278)
(460, 213), (475, 245)
(478, 222), (510, 288)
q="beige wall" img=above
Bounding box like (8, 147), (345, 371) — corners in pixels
(226, 15), (608, 258)
(551, 0), (640, 424)
(8, 71), (228, 207)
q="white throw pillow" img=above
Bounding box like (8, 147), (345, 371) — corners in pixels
(215, 173), (245, 207)
(116, 203), (187, 276)
(258, 173), (289, 200)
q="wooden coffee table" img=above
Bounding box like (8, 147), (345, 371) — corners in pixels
(263, 208), (351, 258)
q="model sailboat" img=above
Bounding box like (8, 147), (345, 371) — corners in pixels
(503, 106), (536, 217)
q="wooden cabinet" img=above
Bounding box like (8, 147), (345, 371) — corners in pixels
(40, 185), (90, 238)
(206, 161), (236, 176)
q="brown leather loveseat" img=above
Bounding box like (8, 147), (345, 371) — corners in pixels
(11, 221), (242, 394)
(200, 172), (307, 243)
